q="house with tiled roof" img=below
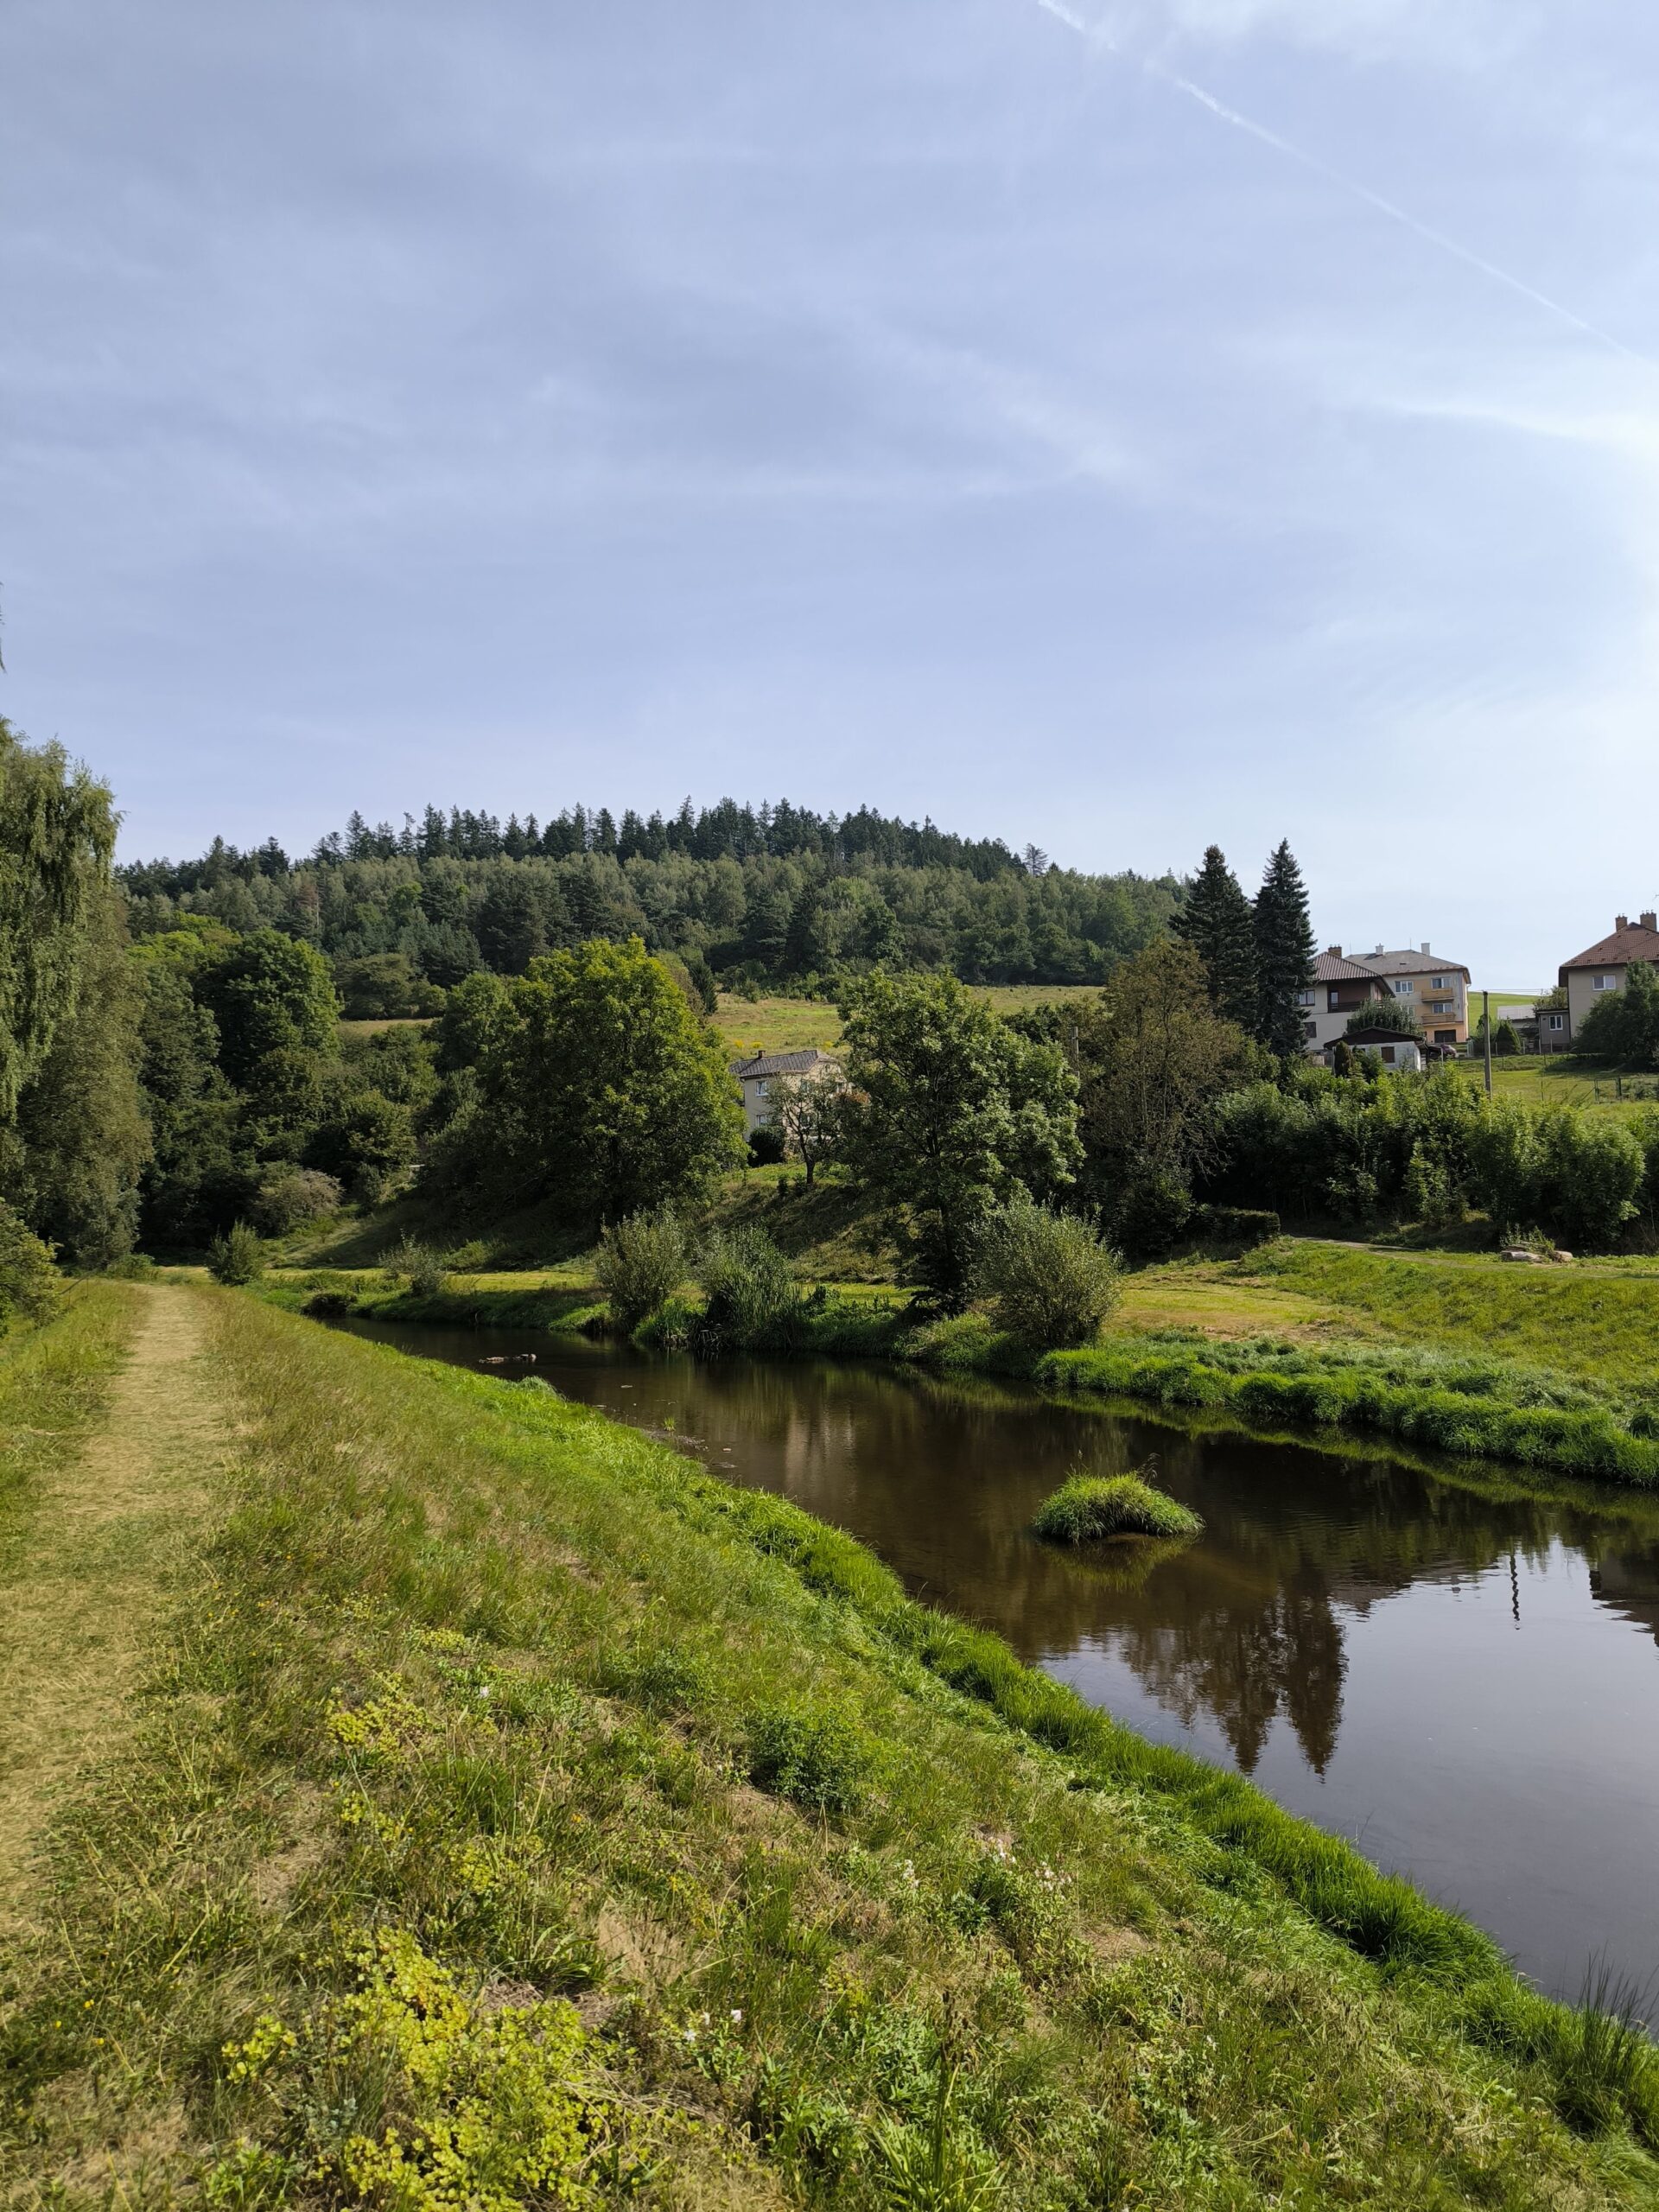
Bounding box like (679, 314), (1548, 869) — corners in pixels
(1351, 944), (1471, 1049)
(1298, 948), (1399, 1052)
(1558, 911), (1659, 1045)
(728, 1047), (838, 1134)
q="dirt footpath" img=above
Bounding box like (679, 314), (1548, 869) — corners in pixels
(0, 1287), (226, 1931)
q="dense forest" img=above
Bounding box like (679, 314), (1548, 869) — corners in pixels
(3, 720), (1658, 1309)
(120, 798), (1185, 1007)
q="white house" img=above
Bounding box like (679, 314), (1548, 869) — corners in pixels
(728, 1047), (837, 1135)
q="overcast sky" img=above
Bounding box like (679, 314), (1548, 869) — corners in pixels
(6, 0), (1658, 980)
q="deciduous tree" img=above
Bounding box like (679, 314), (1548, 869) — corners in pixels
(836, 969), (1079, 1305)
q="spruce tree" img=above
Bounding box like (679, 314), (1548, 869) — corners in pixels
(1253, 840), (1316, 1058)
(1172, 845), (1256, 1030)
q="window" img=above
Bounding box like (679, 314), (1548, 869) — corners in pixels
(1297, 988), (1315, 1007)
(1593, 974), (1619, 992)
(1431, 976), (1446, 989)
(1548, 1013), (1565, 1031)
(1328, 988), (1341, 1011)
(1393, 980), (1414, 997)
(1381, 1046), (1396, 1063)
(1304, 1020), (1318, 1040)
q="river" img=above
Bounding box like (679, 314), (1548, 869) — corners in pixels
(341, 1318), (1659, 2012)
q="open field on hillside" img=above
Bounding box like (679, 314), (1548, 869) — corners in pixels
(3, 1281), (1656, 2204)
(712, 984), (1105, 1058)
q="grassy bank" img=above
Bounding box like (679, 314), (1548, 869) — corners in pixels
(1241, 1241), (1659, 1384)
(4, 1285), (1656, 2206)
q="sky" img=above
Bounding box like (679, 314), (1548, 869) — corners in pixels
(5, 0), (1659, 982)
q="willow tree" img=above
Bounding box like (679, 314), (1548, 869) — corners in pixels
(0, 719), (118, 1120)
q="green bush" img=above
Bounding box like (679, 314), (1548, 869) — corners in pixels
(971, 1197), (1121, 1349)
(1032, 1471), (1203, 1544)
(303, 1287), (356, 1318)
(746, 1703), (870, 1815)
(594, 1206), (690, 1331)
(696, 1225), (804, 1353)
(1111, 1170), (1192, 1259)
(0, 1199), (60, 1334)
(207, 1220), (264, 1286)
(381, 1235), (448, 1299)
(251, 1167), (344, 1236)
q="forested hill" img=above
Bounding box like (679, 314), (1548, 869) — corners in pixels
(122, 798), (1183, 996)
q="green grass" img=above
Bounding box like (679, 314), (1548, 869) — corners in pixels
(1242, 1241), (1659, 1385)
(1463, 1055), (1659, 1120)
(1040, 1333), (1659, 1487)
(1031, 1472), (1204, 1544)
(5, 1285), (1656, 2205)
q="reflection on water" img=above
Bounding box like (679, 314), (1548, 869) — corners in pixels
(345, 1320), (1659, 2011)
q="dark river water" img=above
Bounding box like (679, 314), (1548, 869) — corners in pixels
(343, 1319), (1659, 2012)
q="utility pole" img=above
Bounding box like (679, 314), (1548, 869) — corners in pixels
(1483, 988), (1493, 1098)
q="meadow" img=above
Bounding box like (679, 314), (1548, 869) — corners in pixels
(711, 985), (1106, 1058)
(4, 1281), (1657, 2206)
(1460, 1054), (1659, 1121)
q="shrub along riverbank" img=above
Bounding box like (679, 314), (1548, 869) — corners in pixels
(5, 1283), (1656, 2205)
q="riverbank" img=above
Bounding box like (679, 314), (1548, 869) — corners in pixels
(263, 1240), (1659, 1491)
(3, 1281), (1656, 2204)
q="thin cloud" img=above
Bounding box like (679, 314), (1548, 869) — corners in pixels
(1025, 0), (1652, 367)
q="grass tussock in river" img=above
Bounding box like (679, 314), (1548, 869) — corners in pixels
(4, 1286), (1659, 2207)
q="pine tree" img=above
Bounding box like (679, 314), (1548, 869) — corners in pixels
(1172, 846), (1256, 1030)
(1253, 840), (1316, 1058)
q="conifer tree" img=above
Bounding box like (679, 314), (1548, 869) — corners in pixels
(1173, 845), (1256, 1030)
(1253, 839), (1316, 1058)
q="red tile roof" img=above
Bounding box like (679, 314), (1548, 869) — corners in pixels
(1560, 923), (1659, 976)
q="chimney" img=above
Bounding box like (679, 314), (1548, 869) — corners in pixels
(1641, 911), (1657, 931)
(1617, 914), (1629, 931)
(1374, 942), (1384, 954)
(1326, 943), (1342, 958)
(1421, 941), (1431, 955)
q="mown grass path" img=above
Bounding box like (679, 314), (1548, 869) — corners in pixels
(0, 1286), (226, 1935)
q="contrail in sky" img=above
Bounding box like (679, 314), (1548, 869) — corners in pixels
(1027, 0), (1649, 366)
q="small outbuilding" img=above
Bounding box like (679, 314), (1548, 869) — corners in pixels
(1323, 1027), (1433, 1071)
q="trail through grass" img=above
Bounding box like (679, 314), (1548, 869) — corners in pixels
(0, 1285), (226, 1935)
